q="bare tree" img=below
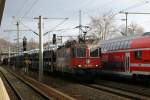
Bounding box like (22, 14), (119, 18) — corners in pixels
(27, 38), (38, 50)
(128, 22), (144, 35)
(88, 11), (117, 40)
(0, 38), (13, 52)
(120, 22), (144, 36)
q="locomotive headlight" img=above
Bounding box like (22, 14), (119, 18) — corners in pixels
(96, 65), (98, 67)
(78, 65), (82, 67)
(86, 59), (90, 64)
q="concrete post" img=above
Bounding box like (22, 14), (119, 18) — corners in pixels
(38, 16), (43, 81)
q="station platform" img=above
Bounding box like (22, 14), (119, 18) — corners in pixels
(0, 77), (10, 100)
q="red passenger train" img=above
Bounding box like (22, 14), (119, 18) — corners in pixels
(100, 33), (150, 79)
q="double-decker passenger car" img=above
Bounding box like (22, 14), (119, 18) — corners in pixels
(101, 33), (150, 79)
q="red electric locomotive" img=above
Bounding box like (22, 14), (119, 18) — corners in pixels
(101, 33), (150, 79)
(55, 39), (102, 76)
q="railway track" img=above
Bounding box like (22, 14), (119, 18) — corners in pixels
(95, 79), (150, 97)
(0, 67), (75, 100)
(0, 67), (50, 100)
(84, 81), (150, 100)
(2, 66), (150, 100)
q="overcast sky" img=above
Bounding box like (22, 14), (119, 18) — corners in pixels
(1, 0), (150, 43)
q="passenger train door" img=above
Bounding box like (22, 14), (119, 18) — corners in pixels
(125, 52), (130, 72)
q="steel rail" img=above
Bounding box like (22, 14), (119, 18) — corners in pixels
(0, 68), (24, 100)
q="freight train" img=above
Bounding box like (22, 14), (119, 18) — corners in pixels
(100, 33), (150, 79)
(3, 33), (150, 80)
(3, 39), (102, 77)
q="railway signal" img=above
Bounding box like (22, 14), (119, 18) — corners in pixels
(23, 36), (27, 51)
(52, 34), (56, 44)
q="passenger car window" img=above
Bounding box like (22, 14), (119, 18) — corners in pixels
(134, 51), (142, 59)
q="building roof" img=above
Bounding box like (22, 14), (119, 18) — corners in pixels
(0, 0), (6, 26)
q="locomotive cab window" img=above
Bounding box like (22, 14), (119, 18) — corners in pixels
(76, 48), (86, 57)
(90, 48), (99, 57)
(99, 48), (101, 57)
(134, 51), (142, 59)
(71, 48), (76, 57)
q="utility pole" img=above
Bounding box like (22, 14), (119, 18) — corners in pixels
(8, 45), (10, 67)
(79, 10), (82, 34)
(125, 12), (128, 36)
(59, 36), (63, 44)
(16, 22), (20, 53)
(16, 21), (20, 67)
(35, 16), (68, 81)
(38, 16), (43, 82)
(119, 11), (128, 36)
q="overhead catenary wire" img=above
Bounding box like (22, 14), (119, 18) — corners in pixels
(78, 0), (93, 10)
(11, 16), (70, 38)
(12, 16), (38, 36)
(110, 0), (150, 19)
(44, 18), (69, 35)
(19, 21), (38, 36)
(80, 0), (150, 39)
(12, 0), (40, 25)
(22, 0), (40, 17)
(15, 0), (30, 17)
(120, 0), (149, 12)
(44, 27), (75, 36)
(81, 0), (149, 19)
(81, 0), (114, 15)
